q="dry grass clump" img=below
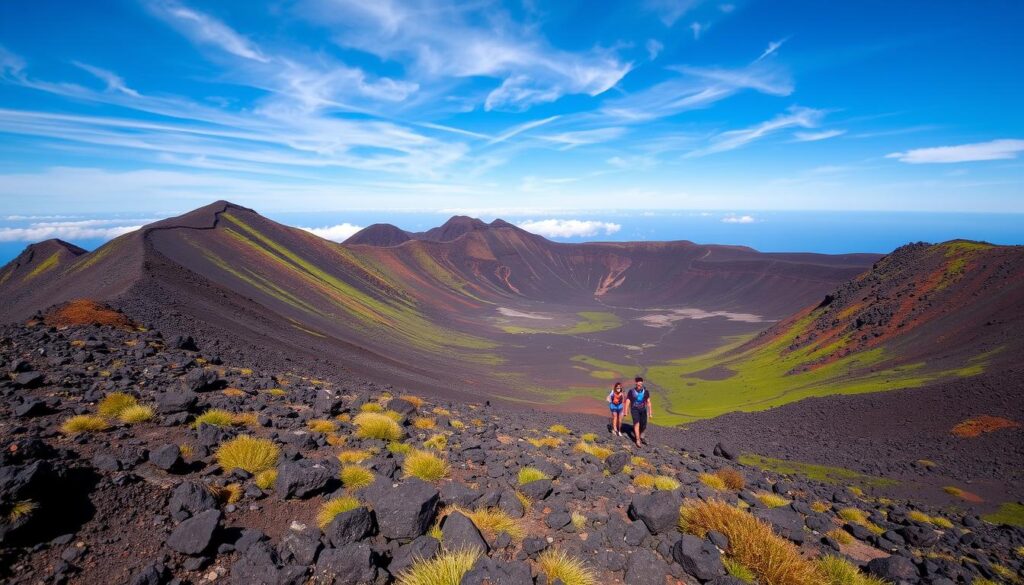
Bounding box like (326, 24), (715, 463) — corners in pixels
(215, 435), (279, 474)
(98, 392), (138, 418)
(359, 402), (384, 413)
(653, 476), (681, 491)
(449, 419), (466, 430)
(811, 501), (831, 513)
(515, 491), (532, 512)
(581, 433), (598, 442)
(118, 404), (154, 424)
(353, 412), (404, 441)
(699, 473), (727, 490)
(308, 419), (337, 433)
(432, 407), (451, 416)
(571, 511), (587, 530)
(755, 492), (790, 508)
(340, 465), (375, 490)
(267, 388), (287, 397)
(457, 507), (525, 540)
(396, 548), (481, 585)
(388, 441), (413, 455)
(907, 510), (953, 528)
(715, 468), (746, 490)
(254, 469), (277, 490)
(951, 415), (1020, 438)
(222, 388), (246, 398)
(518, 467), (550, 485)
(633, 474), (656, 489)
(61, 414), (109, 434)
(5, 500), (37, 523)
(574, 442), (612, 460)
(826, 528), (854, 545)
(412, 416), (437, 430)
(210, 483), (243, 504)
(403, 450), (449, 481)
(193, 408), (236, 428)
(399, 394), (425, 409)
(549, 424), (571, 435)
(233, 412), (260, 427)
(837, 507), (885, 535)
(424, 434), (448, 452)
(337, 449), (372, 464)
(537, 549), (597, 585)
(527, 436), (562, 449)
(179, 443), (195, 459)
(45, 299), (134, 329)
(318, 496), (360, 529)
(815, 555), (889, 585)
(679, 499), (822, 585)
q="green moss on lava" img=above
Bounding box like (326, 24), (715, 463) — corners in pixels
(738, 454), (897, 488)
(983, 503), (1024, 527)
(69, 235), (123, 274)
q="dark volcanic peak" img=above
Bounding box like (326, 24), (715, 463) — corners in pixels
(344, 223), (412, 246)
(144, 200), (254, 231)
(0, 238), (87, 288)
(416, 215), (489, 242)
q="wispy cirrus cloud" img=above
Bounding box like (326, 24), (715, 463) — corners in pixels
(517, 219), (622, 238)
(793, 129), (845, 142)
(687, 106), (825, 157)
(755, 37), (790, 62)
(147, 0), (269, 63)
(886, 139), (1024, 163)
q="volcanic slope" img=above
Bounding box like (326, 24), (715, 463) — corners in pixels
(0, 201), (875, 403)
(648, 240), (1024, 423)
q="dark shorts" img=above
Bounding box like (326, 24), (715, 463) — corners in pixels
(631, 407), (648, 432)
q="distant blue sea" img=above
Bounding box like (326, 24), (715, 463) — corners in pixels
(2, 210), (1022, 265)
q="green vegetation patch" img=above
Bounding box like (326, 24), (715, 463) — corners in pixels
(502, 311), (622, 335)
(738, 454), (897, 488)
(983, 502), (1024, 527)
(23, 251), (60, 282)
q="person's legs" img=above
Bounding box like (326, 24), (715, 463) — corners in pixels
(613, 411), (622, 435)
(638, 410), (648, 443)
(631, 407), (642, 446)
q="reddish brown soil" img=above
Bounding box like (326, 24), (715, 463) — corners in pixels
(44, 299), (136, 329)
(950, 415), (1021, 438)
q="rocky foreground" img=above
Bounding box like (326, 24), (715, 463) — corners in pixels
(1, 307), (1023, 585)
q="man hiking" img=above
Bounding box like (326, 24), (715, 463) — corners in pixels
(607, 382), (625, 436)
(625, 376), (653, 447)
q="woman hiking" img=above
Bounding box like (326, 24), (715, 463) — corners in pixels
(625, 376), (653, 448)
(607, 382), (625, 436)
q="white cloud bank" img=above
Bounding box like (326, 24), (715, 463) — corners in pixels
(721, 214), (756, 224)
(299, 223), (364, 242)
(887, 139), (1024, 163)
(0, 223), (141, 242)
(517, 219), (622, 238)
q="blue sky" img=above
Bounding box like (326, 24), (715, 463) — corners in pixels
(0, 1), (1022, 248)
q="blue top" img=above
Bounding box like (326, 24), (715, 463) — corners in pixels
(627, 387), (649, 409)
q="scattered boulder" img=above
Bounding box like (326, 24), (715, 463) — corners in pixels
(314, 543), (377, 585)
(149, 444), (181, 471)
(628, 491), (681, 535)
(441, 511), (488, 553)
(168, 481), (218, 522)
(369, 478), (440, 541)
(624, 548), (671, 585)
(867, 555), (919, 581)
(166, 509), (221, 555)
(275, 460), (333, 500)
(672, 535), (725, 581)
(323, 507), (374, 547)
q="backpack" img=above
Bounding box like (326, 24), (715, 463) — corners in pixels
(633, 389), (647, 408)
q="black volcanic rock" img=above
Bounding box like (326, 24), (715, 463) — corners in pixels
(167, 509), (221, 555)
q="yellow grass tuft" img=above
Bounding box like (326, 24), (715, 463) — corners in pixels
(412, 416), (437, 430)
(826, 528), (854, 545)
(679, 499), (823, 585)
(723, 558), (756, 583)
(549, 424), (571, 435)
(388, 441), (413, 455)
(318, 496), (360, 529)
(838, 507), (885, 535)
(581, 433), (598, 442)
(193, 408), (236, 428)
(6, 500), (37, 523)
(353, 412), (404, 441)
(340, 465), (375, 490)
(654, 475), (681, 491)
(359, 402), (384, 413)
(233, 412), (260, 427)
(396, 548), (481, 585)
(308, 418), (337, 433)
(179, 443), (195, 459)
(449, 419), (466, 430)
(254, 468), (277, 490)
(451, 506), (525, 540)
(403, 450), (449, 481)
(399, 394), (425, 409)
(537, 549), (597, 585)
(574, 441), (612, 460)
(61, 414), (109, 434)
(215, 435), (279, 474)
(699, 473), (727, 490)
(527, 436), (562, 449)
(755, 492), (790, 508)
(571, 511), (587, 530)
(267, 388), (286, 397)
(118, 404), (154, 424)
(811, 501), (831, 513)
(98, 392), (138, 418)
(815, 555), (890, 585)
(633, 473), (656, 489)
(222, 388), (246, 398)
(518, 467), (550, 485)
(515, 491), (532, 512)
(338, 449), (372, 464)
(424, 434), (448, 451)
(210, 483), (243, 504)
(325, 433), (346, 446)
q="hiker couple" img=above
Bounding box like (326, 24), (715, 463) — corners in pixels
(607, 377), (652, 448)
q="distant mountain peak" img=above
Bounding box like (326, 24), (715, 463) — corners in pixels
(345, 223), (412, 246)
